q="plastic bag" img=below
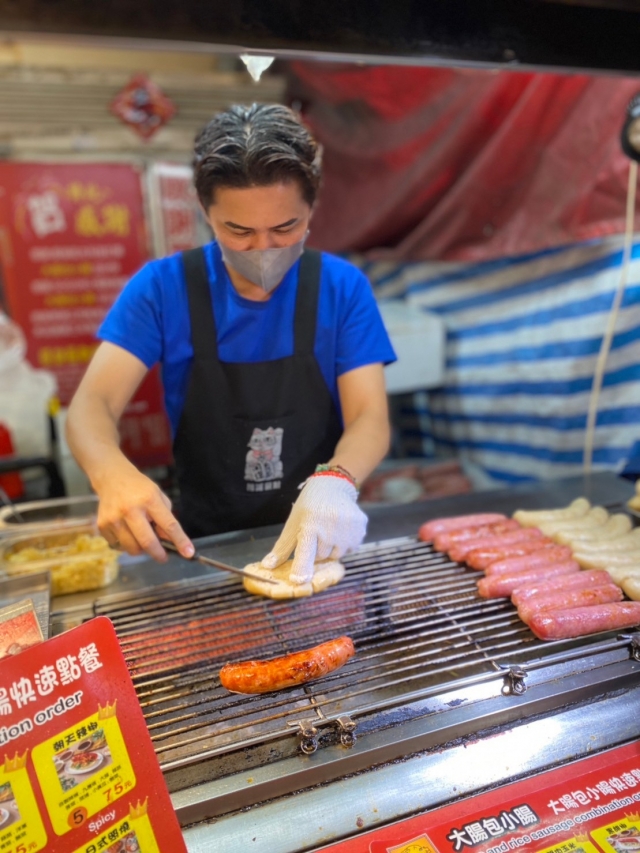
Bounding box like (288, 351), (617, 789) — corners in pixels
(0, 314), (57, 458)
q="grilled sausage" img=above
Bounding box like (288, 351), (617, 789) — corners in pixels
(483, 546), (574, 576)
(219, 636), (355, 694)
(528, 602), (640, 640)
(448, 528), (544, 563)
(510, 570), (614, 607)
(465, 540), (562, 570)
(433, 520), (521, 552)
(418, 513), (507, 541)
(477, 561), (579, 598)
(517, 584), (623, 625)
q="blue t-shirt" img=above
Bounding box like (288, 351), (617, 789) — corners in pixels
(98, 242), (396, 437)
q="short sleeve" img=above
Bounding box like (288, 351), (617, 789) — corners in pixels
(97, 262), (164, 369)
(335, 268), (397, 376)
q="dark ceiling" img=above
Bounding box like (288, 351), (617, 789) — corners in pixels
(2, 0), (640, 75)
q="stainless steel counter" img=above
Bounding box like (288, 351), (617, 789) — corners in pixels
(47, 471), (640, 853)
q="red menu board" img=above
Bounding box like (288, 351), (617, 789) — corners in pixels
(319, 741), (640, 853)
(0, 162), (172, 467)
(0, 615), (186, 853)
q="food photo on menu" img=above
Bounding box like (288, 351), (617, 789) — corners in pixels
(52, 727), (111, 791)
(608, 827), (640, 852)
(107, 830), (141, 852)
(0, 781), (20, 830)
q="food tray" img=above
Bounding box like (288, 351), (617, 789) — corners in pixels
(0, 526), (119, 596)
(0, 495), (98, 537)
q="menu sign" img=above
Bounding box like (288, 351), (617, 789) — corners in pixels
(318, 741), (640, 853)
(147, 163), (200, 256)
(0, 162), (172, 467)
(0, 615), (186, 852)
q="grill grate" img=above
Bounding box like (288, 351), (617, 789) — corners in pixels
(93, 537), (575, 771)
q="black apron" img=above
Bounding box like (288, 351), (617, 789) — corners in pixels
(172, 247), (344, 538)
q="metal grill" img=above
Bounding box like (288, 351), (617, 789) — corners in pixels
(93, 536), (612, 774)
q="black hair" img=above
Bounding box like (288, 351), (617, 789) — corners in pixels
(192, 104), (322, 208)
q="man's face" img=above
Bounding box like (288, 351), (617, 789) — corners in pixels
(205, 182), (311, 252)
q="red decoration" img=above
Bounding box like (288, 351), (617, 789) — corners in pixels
(110, 74), (176, 140)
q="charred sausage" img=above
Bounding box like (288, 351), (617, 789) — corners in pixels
(528, 602), (640, 640)
(219, 636), (355, 694)
(418, 513), (507, 541)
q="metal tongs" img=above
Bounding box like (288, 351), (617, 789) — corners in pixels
(160, 539), (279, 585)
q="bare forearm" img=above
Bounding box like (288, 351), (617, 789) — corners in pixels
(329, 411), (390, 485)
(66, 392), (134, 490)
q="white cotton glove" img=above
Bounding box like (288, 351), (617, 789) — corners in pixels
(261, 475), (368, 585)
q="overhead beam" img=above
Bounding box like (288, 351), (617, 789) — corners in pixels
(2, 0), (640, 75)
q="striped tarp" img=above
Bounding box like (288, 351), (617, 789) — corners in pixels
(360, 236), (640, 486)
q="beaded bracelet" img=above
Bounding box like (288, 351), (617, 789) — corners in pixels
(314, 463), (359, 489)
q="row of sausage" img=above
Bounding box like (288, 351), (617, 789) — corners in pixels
(418, 501), (640, 641)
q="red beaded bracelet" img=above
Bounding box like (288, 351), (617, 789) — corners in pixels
(314, 463), (359, 489)
(312, 470), (356, 487)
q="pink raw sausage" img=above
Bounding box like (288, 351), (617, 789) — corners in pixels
(484, 546), (574, 576)
(433, 520), (521, 552)
(477, 561), (579, 598)
(510, 570), (614, 607)
(418, 513), (507, 541)
(529, 602), (640, 640)
(517, 584), (623, 625)
(449, 528), (544, 563)
(465, 539), (560, 570)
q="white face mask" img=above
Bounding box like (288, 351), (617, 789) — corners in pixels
(219, 234), (308, 294)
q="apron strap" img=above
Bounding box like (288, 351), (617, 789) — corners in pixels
(182, 247), (219, 360)
(294, 249), (322, 357)
(182, 246), (322, 361)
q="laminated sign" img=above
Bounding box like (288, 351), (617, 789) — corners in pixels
(0, 616), (186, 852)
(319, 741), (640, 853)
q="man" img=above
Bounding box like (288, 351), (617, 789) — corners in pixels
(66, 104), (396, 585)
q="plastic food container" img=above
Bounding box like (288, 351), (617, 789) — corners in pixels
(0, 495), (99, 538)
(0, 525), (119, 596)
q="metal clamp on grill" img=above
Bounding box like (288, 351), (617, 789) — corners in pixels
(621, 631), (640, 661)
(335, 714), (357, 747)
(287, 719), (319, 755)
(500, 664), (528, 696)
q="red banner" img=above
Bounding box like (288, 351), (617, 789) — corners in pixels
(0, 162), (172, 468)
(318, 742), (640, 853)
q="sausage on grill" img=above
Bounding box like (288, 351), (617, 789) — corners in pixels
(448, 528), (544, 563)
(483, 546), (574, 576)
(465, 540), (562, 570)
(517, 584), (623, 625)
(433, 520), (521, 551)
(477, 561), (579, 598)
(529, 602), (640, 640)
(418, 513), (507, 541)
(219, 636), (355, 694)
(510, 570), (613, 607)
